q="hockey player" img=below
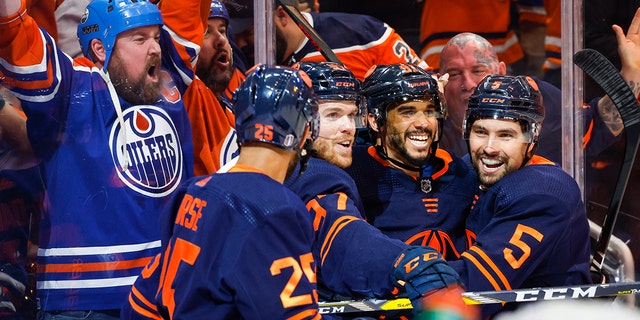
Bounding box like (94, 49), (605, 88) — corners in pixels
(272, 4), (429, 80)
(0, 0), (199, 317)
(123, 64), (322, 319)
(285, 61), (467, 316)
(345, 63), (478, 260)
(453, 74), (591, 318)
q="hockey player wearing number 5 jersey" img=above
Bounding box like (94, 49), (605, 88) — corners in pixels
(122, 65), (322, 320)
(452, 75), (591, 319)
(0, 0), (200, 317)
(345, 63), (479, 260)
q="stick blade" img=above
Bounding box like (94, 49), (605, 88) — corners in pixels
(574, 49), (640, 126)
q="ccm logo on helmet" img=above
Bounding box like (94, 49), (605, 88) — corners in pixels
(335, 81), (356, 88)
(481, 98), (506, 103)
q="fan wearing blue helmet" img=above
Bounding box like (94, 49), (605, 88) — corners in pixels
(122, 64), (322, 320)
(0, 0), (227, 318)
(345, 63), (478, 261)
(450, 74), (591, 319)
(285, 62), (466, 317)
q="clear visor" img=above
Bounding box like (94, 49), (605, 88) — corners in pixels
(318, 94), (367, 129)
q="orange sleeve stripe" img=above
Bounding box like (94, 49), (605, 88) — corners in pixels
(321, 216), (358, 265)
(128, 293), (163, 320)
(131, 286), (159, 312)
(336, 192), (348, 211)
(468, 246), (512, 290)
(38, 257), (152, 273)
(461, 250), (503, 291)
(1, 60), (55, 91)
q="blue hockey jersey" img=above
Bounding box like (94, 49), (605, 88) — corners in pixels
(286, 158), (409, 300)
(0, 3), (195, 311)
(123, 165), (320, 319)
(345, 145), (479, 260)
(450, 155), (592, 318)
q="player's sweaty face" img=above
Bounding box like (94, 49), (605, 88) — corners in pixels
(383, 100), (439, 167)
(313, 100), (358, 169)
(109, 25), (162, 105)
(468, 118), (529, 187)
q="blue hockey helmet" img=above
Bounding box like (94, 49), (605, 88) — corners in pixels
(362, 63), (445, 127)
(77, 0), (163, 72)
(293, 61), (366, 127)
(293, 61), (362, 103)
(209, 0), (229, 22)
(233, 64), (319, 151)
(463, 74), (545, 143)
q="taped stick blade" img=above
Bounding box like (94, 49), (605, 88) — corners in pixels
(574, 49), (640, 126)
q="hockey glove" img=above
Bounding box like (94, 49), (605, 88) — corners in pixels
(390, 246), (461, 302)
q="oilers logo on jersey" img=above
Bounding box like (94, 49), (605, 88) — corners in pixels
(109, 105), (183, 197)
(220, 129), (239, 168)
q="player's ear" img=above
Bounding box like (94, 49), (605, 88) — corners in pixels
(367, 113), (381, 133)
(90, 39), (107, 66)
(274, 6), (289, 25)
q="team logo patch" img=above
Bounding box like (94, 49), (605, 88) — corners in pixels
(109, 105), (183, 197)
(220, 129), (239, 167)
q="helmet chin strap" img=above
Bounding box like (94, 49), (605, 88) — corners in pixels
(520, 141), (538, 169)
(374, 144), (436, 194)
(298, 138), (317, 175)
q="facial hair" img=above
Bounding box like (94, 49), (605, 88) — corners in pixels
(471, 150), (511, 188)
(386, 127), (433, 167)
(275, 27), (289, 64)
(195, 53), (234, 95)
(312, 136), (353, 169)
(109, 53), (161, 105)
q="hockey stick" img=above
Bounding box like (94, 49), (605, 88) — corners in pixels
(275, 0), (343, 64)
(573, 48), (640, 273)
(318, 281), (640, 314)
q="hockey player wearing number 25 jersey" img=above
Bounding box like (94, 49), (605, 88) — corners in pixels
(0, 0), (197, 314)
(452, 75), (591, 319)
(123, 65), (322, 320)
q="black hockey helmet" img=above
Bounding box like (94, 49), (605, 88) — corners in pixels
(463, 74), (544, 144)
(361, 63), (445, 128)
(233, 64), (319, 151)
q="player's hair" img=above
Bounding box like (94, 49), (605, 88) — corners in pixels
(77, 0), (163, 72)
(361, 63), (445, 128)
(233, 64), (319, 152)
